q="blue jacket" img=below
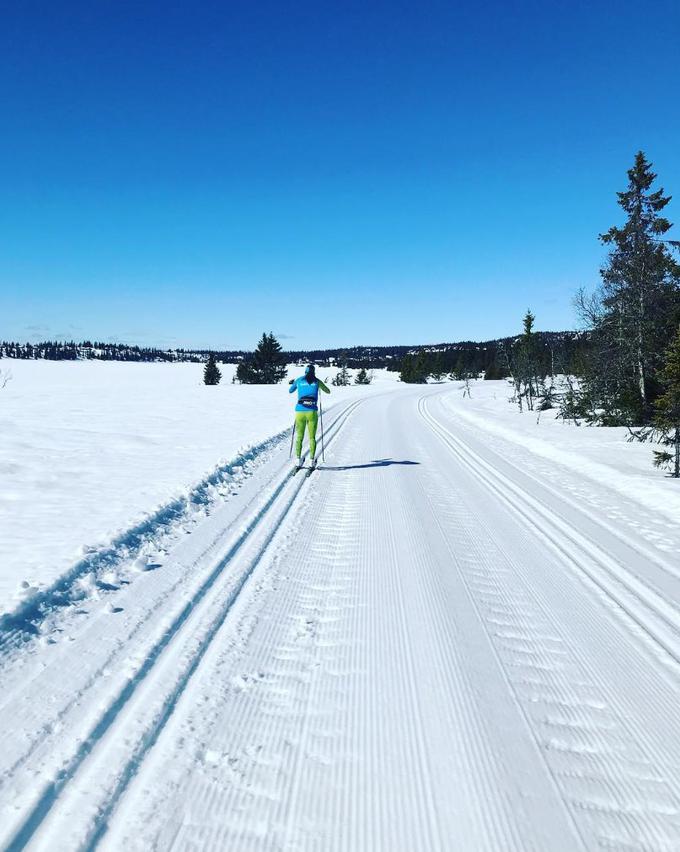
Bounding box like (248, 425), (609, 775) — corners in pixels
(289, 375), (330, 412)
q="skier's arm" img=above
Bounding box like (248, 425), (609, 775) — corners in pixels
(288, 378), (298, 394)
(318, 379), (330, 394)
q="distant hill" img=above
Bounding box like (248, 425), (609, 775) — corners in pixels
(0, 331), (588, 376)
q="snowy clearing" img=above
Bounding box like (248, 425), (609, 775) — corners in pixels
(1, 367), (680, 850)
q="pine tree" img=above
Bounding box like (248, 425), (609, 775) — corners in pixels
(236, 332), (287, 384)
(518, 309), (540, 409)
(355, 367), (372, 385)
(333, 363), (351, 386)
(399, 355), (414, 383)
(505, 310), (544, 411)
(203, 353), (222, 385)
(235, 361), (250, 383)
(651, 326), (680, 477)
(580, 152), (680, 424)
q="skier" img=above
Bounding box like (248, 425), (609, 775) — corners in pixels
(289, 364), (330, 472)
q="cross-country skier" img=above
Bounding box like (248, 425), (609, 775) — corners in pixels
(289, 364), (330, 472)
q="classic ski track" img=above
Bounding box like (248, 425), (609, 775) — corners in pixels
(104, 429), (372, 851)
(0, 423), (326, 795)
(404, 419), (587, 850)
(0, 429), (312, 770)
(418, 391), (680, 849)
(419, 395), (680, 670)
(1, 399), (363, 852)
(0, 429), (292, 652)
(441, 393), (680, 556)
(439, 395), (680, 595)
(99, 387), (589, 852)
(98, 420), (373, 851)
(102, 389), (680, 851)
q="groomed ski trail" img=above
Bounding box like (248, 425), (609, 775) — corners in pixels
(0, 400), (361, 851)
(3, 387), (680, 851)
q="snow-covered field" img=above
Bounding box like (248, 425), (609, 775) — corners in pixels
(0, 360), (397, 615)
(1, 363), (680, 851)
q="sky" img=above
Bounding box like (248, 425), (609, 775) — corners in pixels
(1, 0), (679, 351)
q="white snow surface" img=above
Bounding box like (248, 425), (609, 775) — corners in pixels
(1, 367), (680, 851)
(0, 360), (395, 615)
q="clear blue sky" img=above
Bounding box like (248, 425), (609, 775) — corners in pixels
(2, 0), (679, 350)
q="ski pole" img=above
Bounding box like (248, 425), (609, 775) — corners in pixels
(319, 398), (325, 462)
(289, 418), (296, 458)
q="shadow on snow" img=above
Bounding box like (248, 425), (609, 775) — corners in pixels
(321, 458), (420, 471)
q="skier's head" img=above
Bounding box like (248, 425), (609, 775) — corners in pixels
(305, 364), (316, 383)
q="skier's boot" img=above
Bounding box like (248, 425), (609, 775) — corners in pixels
(292, 457), (303, 475)
(310, 457), (317, 470)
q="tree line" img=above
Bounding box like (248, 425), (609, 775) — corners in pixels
(1, 334), (584, 373)
(0, 341), (196, 362)
(397, 330), (589, 385)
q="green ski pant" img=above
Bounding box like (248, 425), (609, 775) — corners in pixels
(295, 411), (319, 458)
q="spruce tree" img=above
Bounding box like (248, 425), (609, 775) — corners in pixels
(355, 367), (372, 385)
(333, 363), (351, 386)
(651, 326), (680, 477)
(505, 310), (544, 410)
(235, 361), (251, 383)
(203, 353), (222, 385)
(399, 355), (414, 383)
(237, 332), (287, 384)
(518, 309), (540, 408)
(581, 152), (680, 424)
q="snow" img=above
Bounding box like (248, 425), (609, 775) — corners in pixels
(1, 366), (680, 851)
(0, 360), (397, 616)
(440, 379), (680, 526)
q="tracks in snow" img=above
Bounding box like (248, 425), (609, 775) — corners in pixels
(418, 392), (680, 849)
(419, 394), (680, 673)
(1, 400), (362, 852)
(0, 428), (291, 651)
(4, 387), (680, 851)
(99, 389), (591, 851)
